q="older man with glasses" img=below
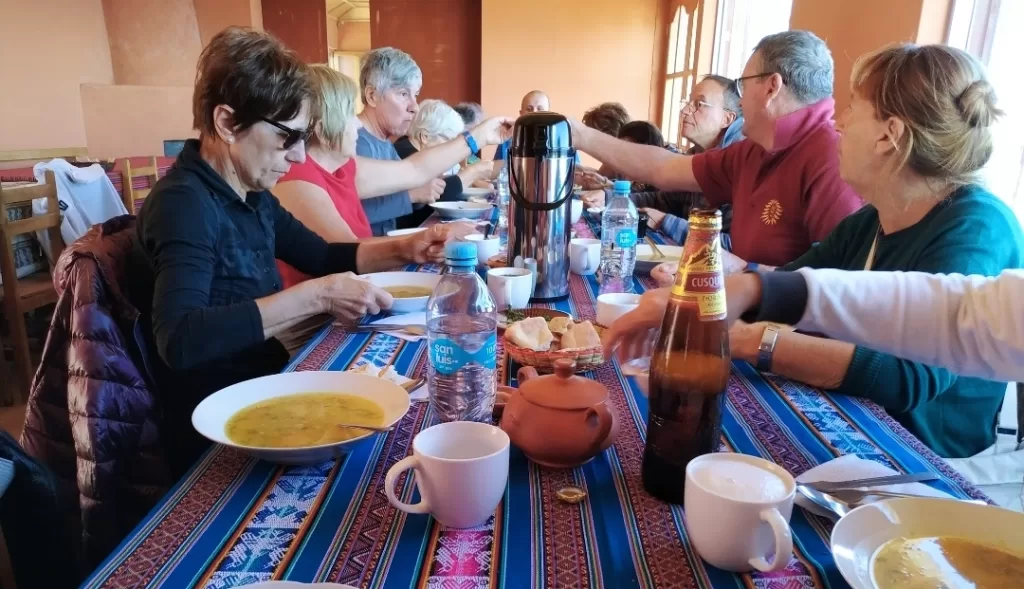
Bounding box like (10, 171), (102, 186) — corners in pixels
(572, 30), (863, 272)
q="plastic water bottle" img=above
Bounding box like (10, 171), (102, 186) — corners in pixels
(426, 241), (498, 423)
(496, 160), (510, 238)
(599, 180), (639, 292)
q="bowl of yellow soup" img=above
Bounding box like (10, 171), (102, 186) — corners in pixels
(363, 271), (441, 313)
(831, 497), (1024, 589)
(192, 371), (411, 464)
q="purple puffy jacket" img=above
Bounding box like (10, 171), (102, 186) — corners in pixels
(20, 215), (172, 568)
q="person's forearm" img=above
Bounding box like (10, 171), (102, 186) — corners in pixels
(574, 125), (698, 191)
(354, 239), (408, 273)
(255, 280), (323, 338)
(359, 129), (485, 198)
(798, 268), (1024, 382)
(734, 324), (854, 389)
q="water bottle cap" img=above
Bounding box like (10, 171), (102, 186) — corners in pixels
(613, 180), (632, 194)
(445, 241), (478, 267)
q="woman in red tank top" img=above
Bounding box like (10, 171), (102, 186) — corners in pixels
(274, 65), (510, 289)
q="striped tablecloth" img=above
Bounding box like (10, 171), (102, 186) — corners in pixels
(83, 212), (988, 589)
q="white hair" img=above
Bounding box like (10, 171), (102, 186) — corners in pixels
(359, 47), (423, 105)
(409, 100), (465, 142)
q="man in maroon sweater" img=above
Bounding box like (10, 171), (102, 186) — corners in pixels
(573, 31), (863, 269)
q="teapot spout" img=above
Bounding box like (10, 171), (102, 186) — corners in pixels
(517, 366), (540, 383)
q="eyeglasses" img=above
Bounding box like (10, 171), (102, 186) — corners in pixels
(733, 72), (780, 98)
(679, 100), (726, 114)
(259, 116), (312, 149)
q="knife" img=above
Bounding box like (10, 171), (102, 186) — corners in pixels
(808, 472), (940, 492)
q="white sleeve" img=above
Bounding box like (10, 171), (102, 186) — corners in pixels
(795, 268), (1024, 382)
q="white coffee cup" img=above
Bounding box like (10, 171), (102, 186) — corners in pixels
(596, 292), (641, 326)
(385, 421), (510, 529)
(570, 238), (601, 275)
(684, 453), (795, 573)
(487, 267), (533, 309)
(464, 233), (500, 266)
(571, 198), (584, 224)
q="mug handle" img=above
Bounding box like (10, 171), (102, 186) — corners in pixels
(384, 456), (431, 515)
(503, 278), (514, 310)
(748, 507), (793, 572)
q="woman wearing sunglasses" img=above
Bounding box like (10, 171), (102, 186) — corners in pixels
(129, 28), (475, 473)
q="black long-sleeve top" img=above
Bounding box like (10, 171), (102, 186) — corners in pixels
(128, 140), (359, 471)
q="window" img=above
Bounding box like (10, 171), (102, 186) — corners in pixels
(712, 0), (793, 78)
(948, 0), (1024, 208)
(660, 3), (703, 146)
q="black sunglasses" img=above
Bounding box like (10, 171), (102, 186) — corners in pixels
(733, 72), (782, 98)
(259, 116), (312, 149)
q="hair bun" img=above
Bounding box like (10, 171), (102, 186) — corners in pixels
(955, 80), (1002, 129)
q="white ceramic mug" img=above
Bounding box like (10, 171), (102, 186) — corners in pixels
(684, 453), (795, 573)
(596, 292), (641, 326)
(488, 267), (533, 309)
(571, 198), (584, 224)
(570, 238), (601, 275)
(385, 421), (510, 529)
(464, 233), (501, 266)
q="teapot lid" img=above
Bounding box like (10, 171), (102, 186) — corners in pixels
(520, 359), (608, 410)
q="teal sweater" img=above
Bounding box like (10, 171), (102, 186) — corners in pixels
(781, 185), (1023, 458)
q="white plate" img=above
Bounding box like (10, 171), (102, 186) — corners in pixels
(831, 497), (1024, 589)
(192, 371), (411, 465)
(461, 187), (494, 199)
(634, 243), (683, 273)
(431, 201), (493, 219)
(362, 271), (440, 313)
(386, 227), (426, 237)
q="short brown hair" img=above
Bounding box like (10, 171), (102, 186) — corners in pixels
(583, 102), (631, 137)
(193, 27), (311, 138)
(851, 43), (1002, 186)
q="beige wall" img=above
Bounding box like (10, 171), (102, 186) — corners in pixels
(81, 85), (195, 158)
(791, 0), (951, 113)
(101, 0), (203, 86)
(194, 0), (264, 46)
(338, 21), (371, 52)
(0, 0), (114, 153)
(481, 0), (659, 164)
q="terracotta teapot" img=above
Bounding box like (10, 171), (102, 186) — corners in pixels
(500, 358), (619, 468)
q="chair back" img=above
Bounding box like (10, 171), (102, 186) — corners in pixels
(121, 157), (159, 214)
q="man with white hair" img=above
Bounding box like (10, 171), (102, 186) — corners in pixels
(572, 31), (863, 270)
(356, 47), (445, 235)
(394, 100), (495, 227)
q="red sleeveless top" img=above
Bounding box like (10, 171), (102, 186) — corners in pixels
(276, 157), (371, 288)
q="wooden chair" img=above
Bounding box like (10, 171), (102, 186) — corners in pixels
(0, 172), (63, 404)
(121, 157), (159, 214)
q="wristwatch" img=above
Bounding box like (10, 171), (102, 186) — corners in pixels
(756, 325), (781, 372)
(461, 130), (479, 155)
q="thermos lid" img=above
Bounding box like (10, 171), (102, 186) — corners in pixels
(445, 241), (477, 267)
(511, 113), (574, 158)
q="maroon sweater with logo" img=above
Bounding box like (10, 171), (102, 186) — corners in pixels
(692, 98), (863, 267)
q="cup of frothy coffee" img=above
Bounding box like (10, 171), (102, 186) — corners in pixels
(684, 453), (795, 572)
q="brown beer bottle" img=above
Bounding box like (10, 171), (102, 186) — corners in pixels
(641, 209), (731, 504)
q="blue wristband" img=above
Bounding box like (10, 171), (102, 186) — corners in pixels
(461, 131), (479, 155)
(745, 262), (760, 273)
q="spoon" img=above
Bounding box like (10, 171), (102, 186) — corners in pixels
(401, 377), (425, 392)
(796, 483), (851, 520)
(336, 423), (394, 433)
(645, 237), (666, 261)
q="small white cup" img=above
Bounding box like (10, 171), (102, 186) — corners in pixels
(571, 199), (584, 224)
(464, 233), (501, 266)
(596, 292), (641, 326)
(684, 453), (795, 573)
(487, 267), (533, 309)
(569, 238), (601, 275)
(385, 421), (509, 529)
